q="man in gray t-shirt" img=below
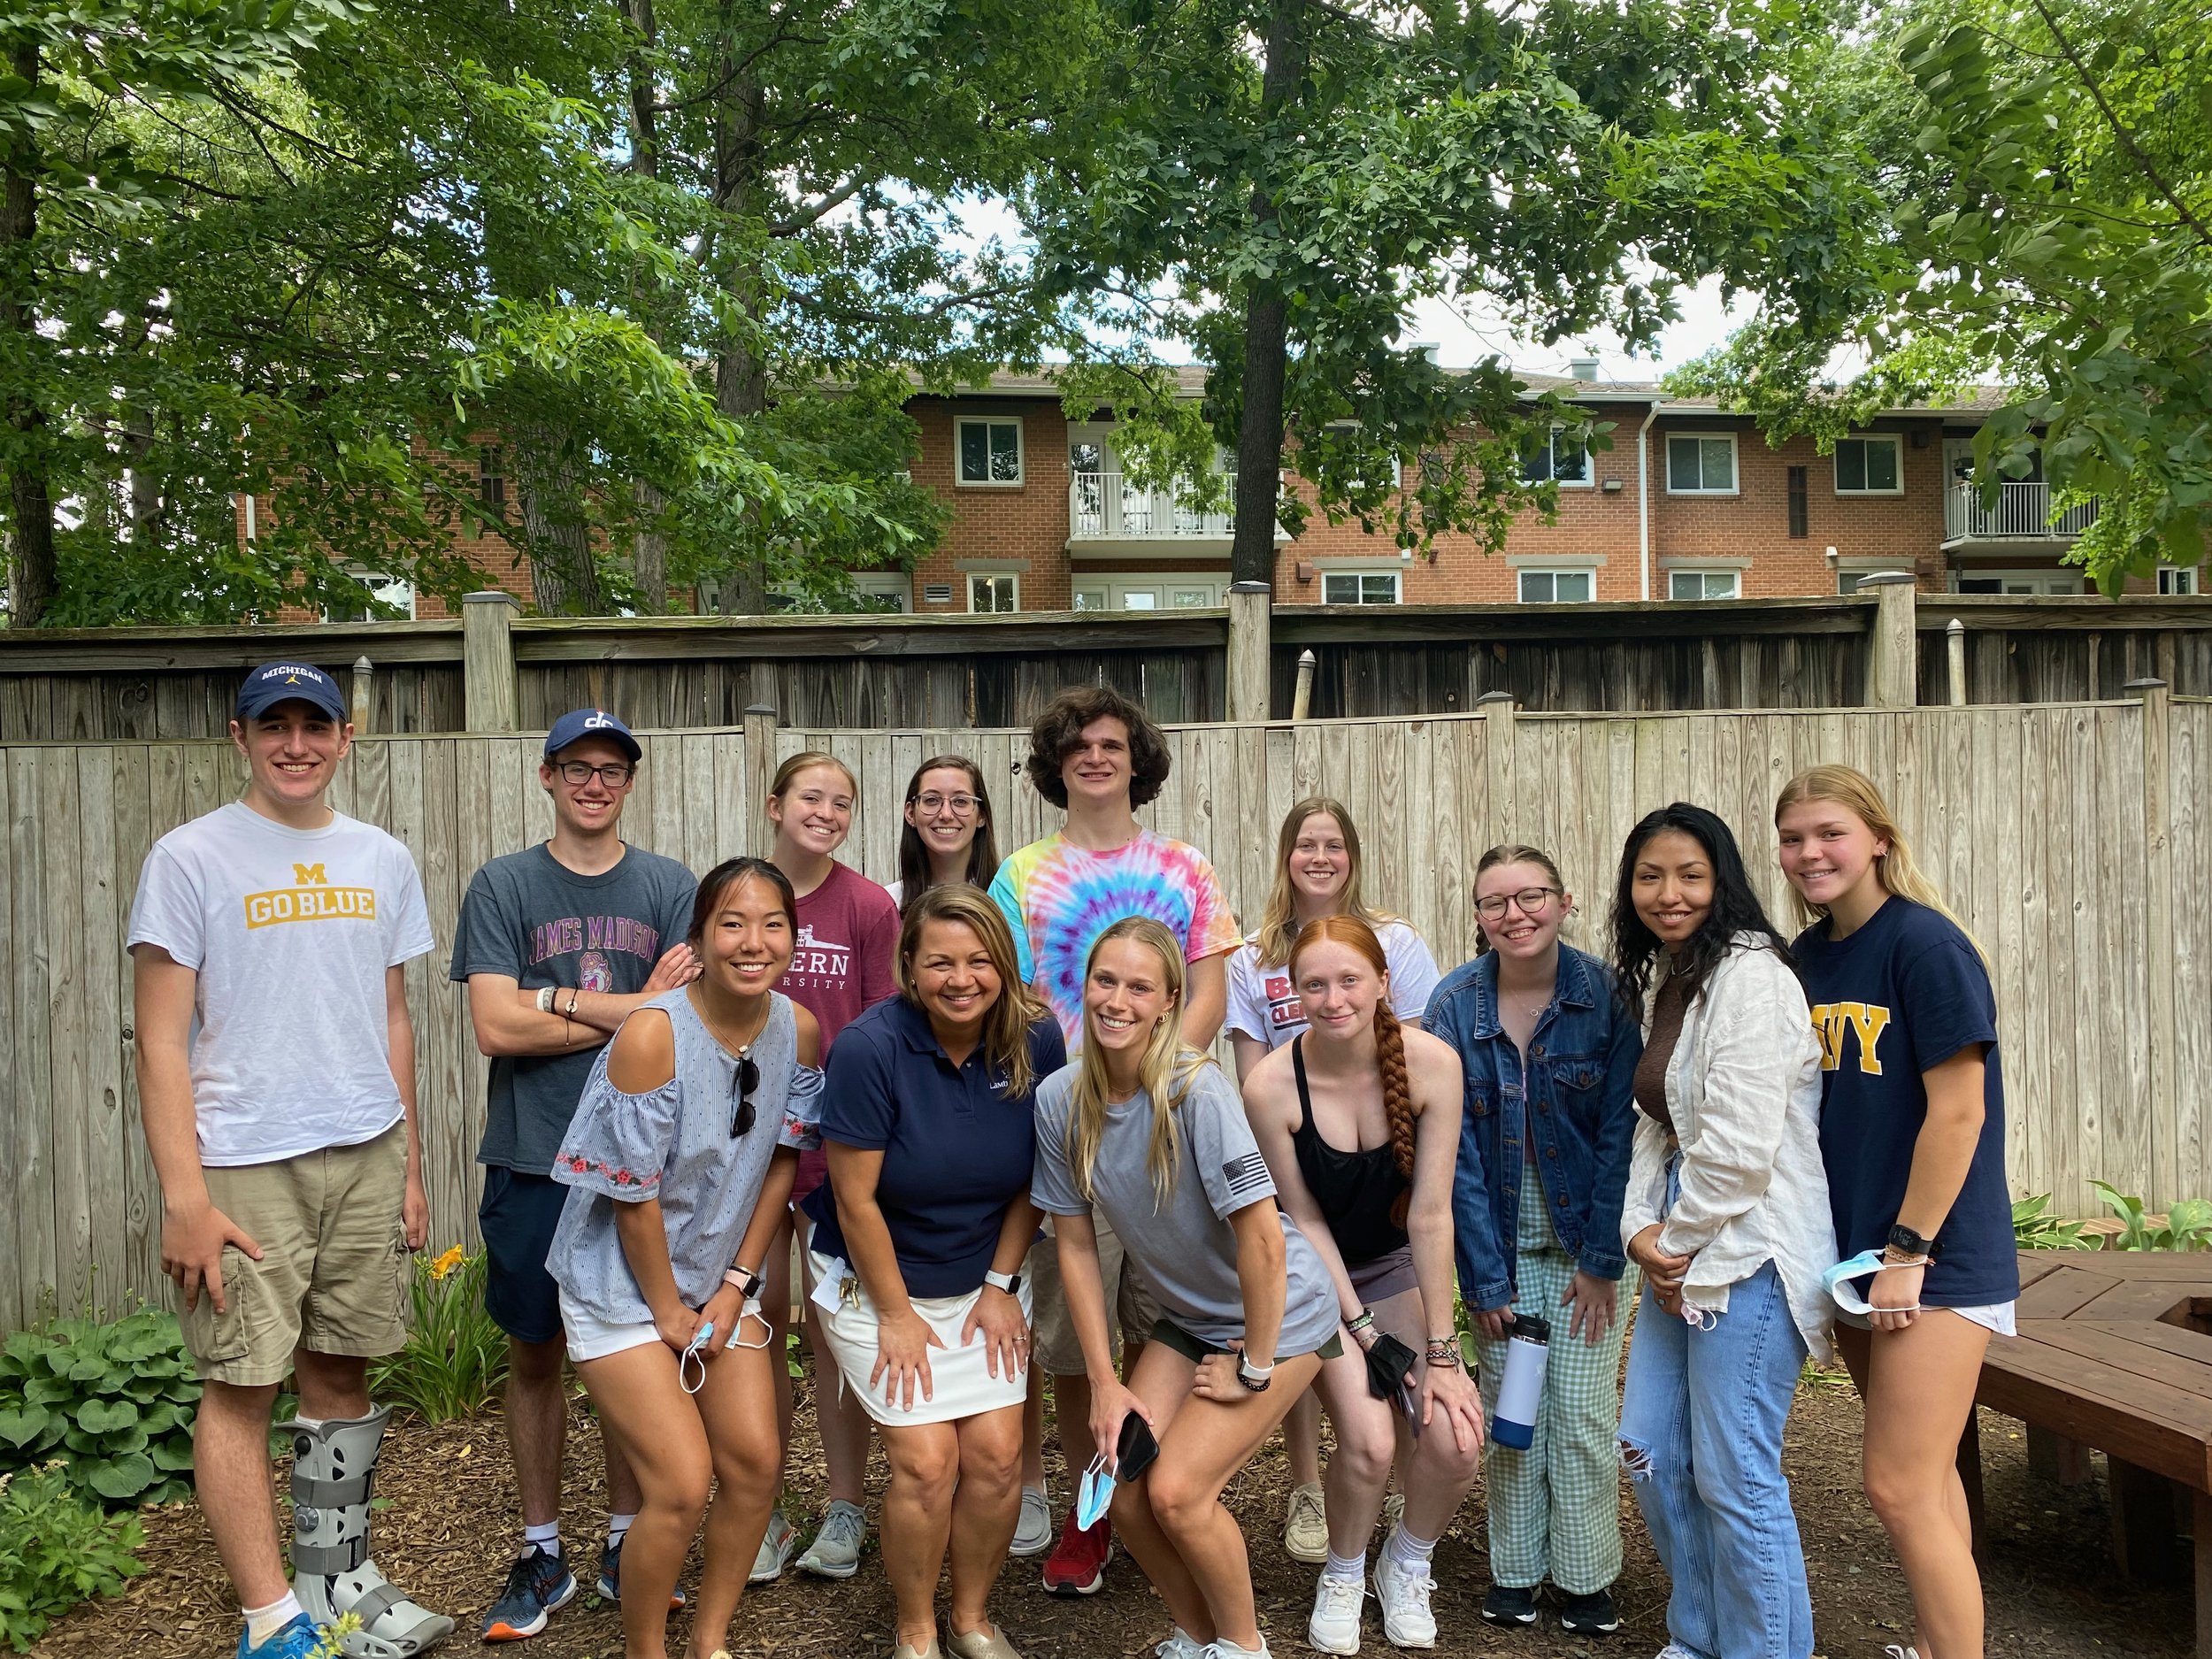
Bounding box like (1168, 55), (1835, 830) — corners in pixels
(449, 708), (696, 1639)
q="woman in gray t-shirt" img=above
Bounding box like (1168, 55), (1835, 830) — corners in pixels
(1031, 918), (1338, 1659)
(548, 857), (823, 1659)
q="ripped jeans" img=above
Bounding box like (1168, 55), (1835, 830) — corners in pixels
(1617, 1256), (1811, 1659)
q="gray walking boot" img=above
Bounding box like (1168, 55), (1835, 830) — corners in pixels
(288, 1407), (455, 1657)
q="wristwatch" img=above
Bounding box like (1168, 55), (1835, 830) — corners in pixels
(1887, 1223), (1938, 1260)
(984, 1268), (1023, 1296)
(1236, 1353), (1275, 1392)
(723, 1265), (764, 1298)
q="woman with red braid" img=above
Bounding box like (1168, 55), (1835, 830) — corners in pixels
(1240, 917), (1482, 1655)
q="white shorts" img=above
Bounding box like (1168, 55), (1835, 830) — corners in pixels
(809, 1248), (1033, 1427)
(558, 1291), (662, 1363)
(1836, 1300), (2017, 1338)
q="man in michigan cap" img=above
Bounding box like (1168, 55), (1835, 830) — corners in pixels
(449, 708), (697, 1640)
(127, 662), (453, 1658)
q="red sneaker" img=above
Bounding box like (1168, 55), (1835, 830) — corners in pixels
(1040, 1509), (1112, 1596)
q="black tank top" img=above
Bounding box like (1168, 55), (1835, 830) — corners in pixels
(1290, 1036), (1411, 1268)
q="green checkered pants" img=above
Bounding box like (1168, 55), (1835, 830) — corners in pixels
(1473, 1190), (1633, 1594)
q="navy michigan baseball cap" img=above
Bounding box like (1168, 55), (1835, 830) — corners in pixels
(545, 708), (642, 764)
(236, 661), (349, 724)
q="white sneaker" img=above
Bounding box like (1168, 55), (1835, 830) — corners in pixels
(748, 1509), (796, 1583)
(1010, 1486), (1053, 1557)
(1884, 1648), (1922, 1659)
(1153, 1632), (1208, 1659)
(1283, 1482), (1329, 1563)
(1307, 1572), (1365, 1655)
(1372, 1556), (1436, 1649)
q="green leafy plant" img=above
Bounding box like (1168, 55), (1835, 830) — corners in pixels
(0, 1310), (198, 1508)
(0, 1463), (144, 1651)
(2089, 1183), (2212, 1252)
(2013, 1194), (2096, 1251)
(368, 1248), (509, 1423)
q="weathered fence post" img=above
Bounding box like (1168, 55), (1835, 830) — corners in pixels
(743, 703), (779, 857)
(1863, 572), (1918, 708)
(350, 655), (374, 733)
(1291, 649), (1317, 721)
(2128, 676), (2177, 1201)
(1947, 618), (1968, 707)
(1226, 581), (1271, 723)
(462, 590), (520, 733)
(1479, 689), (1517, 839)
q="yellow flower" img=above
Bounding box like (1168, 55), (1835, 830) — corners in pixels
(427, 1246), (466, 1281)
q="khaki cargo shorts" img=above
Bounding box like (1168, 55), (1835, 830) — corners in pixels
(184, 1125), (411, 1387)
(1025, 1214), (1163, 1378)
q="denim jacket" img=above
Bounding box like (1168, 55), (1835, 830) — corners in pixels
(1425, 944), (1641, 1311)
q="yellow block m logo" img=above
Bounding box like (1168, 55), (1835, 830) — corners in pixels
(292, 864), (328, 886)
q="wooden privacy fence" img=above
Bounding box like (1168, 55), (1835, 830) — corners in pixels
(1, 693), (2206, 1330)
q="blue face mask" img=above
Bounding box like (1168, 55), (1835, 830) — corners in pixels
(1823, 1250), (1923, 1317)
(1075, 1455), (1115, 1530)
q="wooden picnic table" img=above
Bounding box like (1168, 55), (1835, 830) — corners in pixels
(1956, 1249), (2212, 1655)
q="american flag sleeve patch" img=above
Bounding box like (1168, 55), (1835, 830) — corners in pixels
(1221, 1150), (1271, 1201)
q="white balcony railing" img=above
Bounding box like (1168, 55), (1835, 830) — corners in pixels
(1069, 471), (1234, 539)
(1945, 480), (2098, 541)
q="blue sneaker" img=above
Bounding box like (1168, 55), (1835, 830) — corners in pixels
(481, 1544), (578, 1641)
(235, 1613), (327, 1659)
(595, 1533), (685, 1609)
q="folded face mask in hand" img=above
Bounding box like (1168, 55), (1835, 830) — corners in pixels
(1823, 1249), (1923, 1317)
(1363, 1332), (1417, 1401)
(1075, 1455), (1115, 1529)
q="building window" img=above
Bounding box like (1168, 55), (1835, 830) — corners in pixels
(846, 572), (911, 611)
(1076, 577), (1227, 611)
(1517, 568), (1594, 603)
(1665, 434), (1738, 495)
(968, 572), (1019, 612)
(956, 419), (1024, 486)
(2159, 565), (2200, 595)
(478, 446), (505, 515)
(1837, 570), (1865, 595)
(1834, 434), (1902, 495)
(1669, 569), (1741, 600)
(1321, 571), (1402, 604)
(324, 572), (416, 623)
(1956, 571), (2085, 595)
(1787, 466), (1809, 538)
(1521, 426), (1590, 486)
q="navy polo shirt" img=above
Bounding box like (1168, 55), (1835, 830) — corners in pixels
(803, 996), (1066, 1299)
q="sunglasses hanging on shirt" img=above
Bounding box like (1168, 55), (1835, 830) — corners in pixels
(730, 1054), (760, 1137)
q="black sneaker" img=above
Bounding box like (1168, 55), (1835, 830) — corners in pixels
(1558, 1587), (1622, 1634)
(594, 1534), (686, 1609)
(1482, 1584), (1540, 1627)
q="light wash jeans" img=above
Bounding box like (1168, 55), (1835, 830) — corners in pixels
(1617, 1179), (1812, 1659)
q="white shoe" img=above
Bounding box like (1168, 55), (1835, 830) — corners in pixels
(1307, 1571), (1365, 1654)
(1884, 1649), (1922, 1659)
(1010, 1486), (1054, 1557)
(1154, 1632), (1208, 1659)
(1372, 1555), (1437, 1649)
(749, 1509), (797, 1583)
(1655, 1646), (1702, 1659)
(1283, 1482), (1329, 1563)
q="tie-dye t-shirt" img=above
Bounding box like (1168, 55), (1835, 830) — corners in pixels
(988, 829), (1242, 1044)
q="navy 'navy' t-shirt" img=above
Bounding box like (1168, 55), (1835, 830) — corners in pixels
(1793, 896), (2019, 1307)
(803, 996), (1066, 1299)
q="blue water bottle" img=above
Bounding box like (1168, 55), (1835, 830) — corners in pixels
(1489, 1311), (1551, 1450)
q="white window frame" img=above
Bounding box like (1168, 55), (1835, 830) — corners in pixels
(1664, 432), (1740, 496)
(1523, 425), (1592, 488)
(323, 570), (416, 623)
(1955, 569), (2085, 595)
(1073, 575), (1228, 611)
(2158, 565), (2200, 595)
(954, 417), (1025, 488)
(1833, 434), (1904, 496)
(1517, 567), (1596, 603)
(847, 572), (911, 611)
(1319, 569), (1402, 605)
(967, 572), (1020, 612)
(1669, 568), (1741, 601)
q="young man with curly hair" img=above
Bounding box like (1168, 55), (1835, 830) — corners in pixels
(988, 684), (1241, 1597)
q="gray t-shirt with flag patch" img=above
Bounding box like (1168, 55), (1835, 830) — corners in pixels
(1031, 1058), (1339, 1356)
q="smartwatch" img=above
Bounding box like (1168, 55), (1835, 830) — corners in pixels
(724, 1265), (764, 1298)
(984, 1268), (1023, 1296)
(1886, 1223), (1937, 1260)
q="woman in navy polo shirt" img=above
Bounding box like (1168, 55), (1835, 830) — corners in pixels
(1777, 765), (2017, 1659)
(803, 884), (1066, 1659)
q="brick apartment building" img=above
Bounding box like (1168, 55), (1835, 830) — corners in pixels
(265, 364), (2204, 619)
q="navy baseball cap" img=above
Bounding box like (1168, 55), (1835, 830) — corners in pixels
(545, 708), (642, 764)
(236, 661), (349, 724)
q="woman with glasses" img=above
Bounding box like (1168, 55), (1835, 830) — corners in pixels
(546, 856), (824, 1659)
(1424, 846), (1641, 1637)
(1224, 796), (1441, 1563)
(888, 757), (1002, 910)
(803, 886), (1066, 1659)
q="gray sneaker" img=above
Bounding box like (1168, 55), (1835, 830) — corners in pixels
(1010, 1486), (1054, 1557)
(796, 1498), (867, 1578)
(749, 1508), (797, 1584)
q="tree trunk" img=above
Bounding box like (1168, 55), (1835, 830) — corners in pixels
(512, 425), (605, 615)
(710, 0), (771, 614)
(626, 0), (669, 613)
(2, 39), (55, 625)
(1228, 0), (1310, 589)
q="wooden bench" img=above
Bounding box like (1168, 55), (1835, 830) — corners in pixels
(1956, 1249), (2212, 1654)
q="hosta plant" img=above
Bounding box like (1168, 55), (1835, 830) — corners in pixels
(0, 1310), (198, 1508)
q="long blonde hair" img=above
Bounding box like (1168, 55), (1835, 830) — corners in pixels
(896, 885), (1049, 1097)
(1255, 797), (1395, 967)
(1774, 764), (1989, 967)
(1066, 917), (1213, 1210)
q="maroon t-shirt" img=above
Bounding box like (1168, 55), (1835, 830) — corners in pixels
(781, 860), (900, 1200)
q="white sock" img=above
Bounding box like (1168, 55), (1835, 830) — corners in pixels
(1382, 1523), (1439, 1571)
(606, 1512), (636, 1548)
(244, 1592), (304, 1647)
(523, 1520), (561, 1557)
(1323, 1547), (1365, 1584)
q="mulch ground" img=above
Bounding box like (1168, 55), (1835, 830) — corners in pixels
(40, 1364), (2193, 1659)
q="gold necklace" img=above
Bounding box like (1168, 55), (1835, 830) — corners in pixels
(691, 987), (772, 1058)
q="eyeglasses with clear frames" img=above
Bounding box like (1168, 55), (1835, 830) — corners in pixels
(556, 761), (634, 787)
(913, 791), (980, 818)
(1475, 886), (1562, 921)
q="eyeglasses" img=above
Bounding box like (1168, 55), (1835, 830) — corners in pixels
(730, 1054), (759, 1138)
(556, 761), (634, 787)
(913, 792), (980, 818)
(1475, 887), (1562, 921)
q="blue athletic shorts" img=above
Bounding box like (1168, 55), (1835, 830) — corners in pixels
(478, 1165), (569, 1346)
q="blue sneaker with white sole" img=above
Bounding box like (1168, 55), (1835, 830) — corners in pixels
(595, 1534), (686, 1609)
(481, 1544), (577, 1640)
(235, 1613), (328, 1659)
